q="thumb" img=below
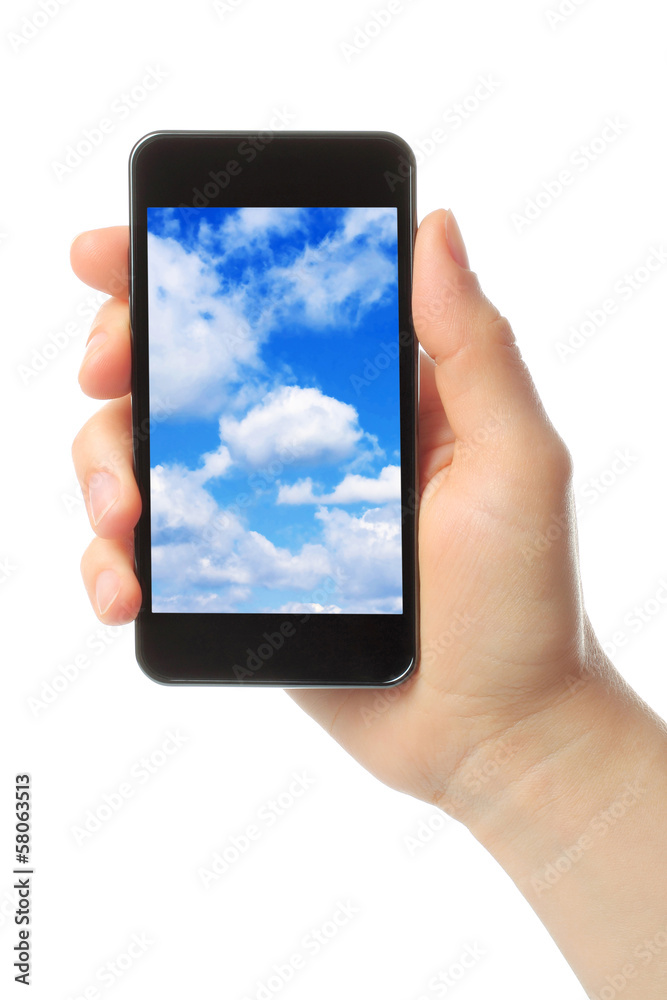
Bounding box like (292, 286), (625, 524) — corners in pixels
(413, 209), (553, 449)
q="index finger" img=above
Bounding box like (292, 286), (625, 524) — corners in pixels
(70, 226), (129, 300)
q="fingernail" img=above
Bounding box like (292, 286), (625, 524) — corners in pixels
(70, 231), (86, 250)
(80, 331), (107, 369)
(444, 210), (470, 269)
(88, 470), (120, 526)
(96, 569), (121, 616)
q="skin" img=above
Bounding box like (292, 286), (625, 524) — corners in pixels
(71, 210), (667, 995)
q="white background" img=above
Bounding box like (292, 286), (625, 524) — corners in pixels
(2, 0), (666, 997)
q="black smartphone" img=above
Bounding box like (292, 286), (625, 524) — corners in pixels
(128, 130), (418, 686)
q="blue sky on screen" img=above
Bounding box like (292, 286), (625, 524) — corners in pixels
(147, 205), (402, 613)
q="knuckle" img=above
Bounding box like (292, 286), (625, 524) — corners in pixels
(70, 424), (88, 468)
(93, 294), (126, 325)
(486, 311), (516, 349)
(528, 428), (574, 491)
(546, 432), (574, 484)
(80, 539), (96, 578)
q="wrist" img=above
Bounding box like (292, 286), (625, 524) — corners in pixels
(435, 645), (667, 852)
(435, 645), (667, 996)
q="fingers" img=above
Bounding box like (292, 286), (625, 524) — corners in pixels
(70, 226), (129, 299)
(418, 349), (455, 489)
(71, 396), (142, 540)
(81, 535), (142, 624)
(78, 295), (131, 399)
(71, 226), (140, 624)
(413, 209), (554, 451)
(72, 227), (132, 400)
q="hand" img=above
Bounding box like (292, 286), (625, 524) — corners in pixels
(71, 212), (667, 997)
(71, 210), (598, 813)
(289, 208), (612, 812)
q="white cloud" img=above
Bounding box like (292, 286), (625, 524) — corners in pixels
(276, 602), (342, 614)
(152, 586), (252, 614)
(263, 207), (397, 329)
(151, 463), (402, 612)
(147, 203), (402, 613)
(151, 464), (220, 532)
(193, 446), (233, 484)
(277, 465), (400, 505)
(275, 477), (318, 504)
(219, 385), (362, 468)
(341, 207), (397, 244)
(151, 541), (251, 612)
(314, 503), (403, 605)
(147, 208), (398, 419)
(152, 517), (333, 604)
(150, 454), (334, 604)
(210, 207), (306, 255)
(147, 233), (266, 417)
(209, 532), (332, 590)
(150, 462), (245, 585)
(268, 238), (395, 328)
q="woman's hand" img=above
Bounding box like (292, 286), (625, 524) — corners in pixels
(71, 210), (598, 814)
(71, 211), (667, 997)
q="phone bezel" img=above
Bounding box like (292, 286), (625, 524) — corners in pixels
(129, 130), (419, 686)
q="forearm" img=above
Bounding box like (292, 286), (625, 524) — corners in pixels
(441, 648), (667, 997)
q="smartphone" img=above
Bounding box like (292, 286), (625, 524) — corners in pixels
(128, 130), (418, 686)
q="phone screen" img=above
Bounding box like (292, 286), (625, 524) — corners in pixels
(146, 205), (403, 616)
